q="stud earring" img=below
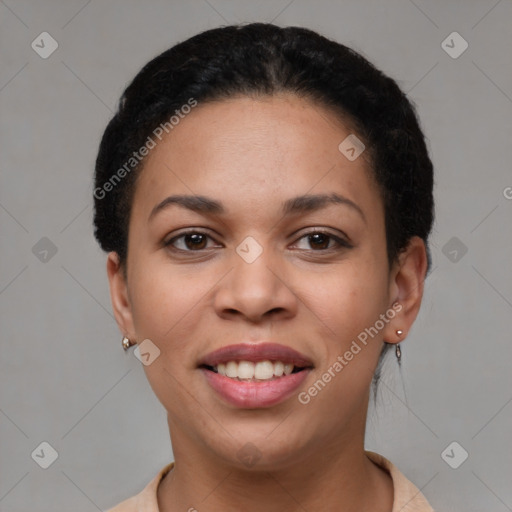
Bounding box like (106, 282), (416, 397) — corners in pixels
(122, 336), (135, 351)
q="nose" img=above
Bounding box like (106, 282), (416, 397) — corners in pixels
(213, 245), (298, 323)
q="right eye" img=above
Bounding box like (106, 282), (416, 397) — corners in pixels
(163, 230), (221, 252)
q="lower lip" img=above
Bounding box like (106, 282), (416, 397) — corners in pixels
(201, 368), (311, 408)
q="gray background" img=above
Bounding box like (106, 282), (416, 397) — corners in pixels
(1, 0), (511, 510)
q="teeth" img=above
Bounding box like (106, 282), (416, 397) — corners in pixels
(225, 361), (238, 378)
(274, 361), (284, 377)
(254, 360), (273, 380)
(238, 361), (255, 379)
(213, 360), (300, 380)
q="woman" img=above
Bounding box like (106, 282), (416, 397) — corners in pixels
(94, 22), (435, 511)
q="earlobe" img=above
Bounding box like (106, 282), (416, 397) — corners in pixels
(383, 236), (428, 344)
(106, 251), (135, 340)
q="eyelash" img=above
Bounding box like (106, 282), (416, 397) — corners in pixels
(163, 229), (353, 254)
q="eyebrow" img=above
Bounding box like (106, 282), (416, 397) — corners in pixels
(148, 192), (366, 224)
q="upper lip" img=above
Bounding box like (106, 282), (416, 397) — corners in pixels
(198, 342), (314, 368)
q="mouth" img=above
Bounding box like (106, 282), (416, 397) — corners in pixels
(198, 342), (313, 380)
(198, 343), (313, 408)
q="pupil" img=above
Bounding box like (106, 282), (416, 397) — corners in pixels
(310, 233), (328, 249)
(187, 234), (206, 250)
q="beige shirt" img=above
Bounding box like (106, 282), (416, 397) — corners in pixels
(106, 451), (434, 511)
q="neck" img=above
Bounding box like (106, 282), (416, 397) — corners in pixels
(157, 419), (393, 512)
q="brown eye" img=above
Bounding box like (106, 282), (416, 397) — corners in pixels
(307, 233), (330, 250)
(293, 230), (352, 251)
(164, 231), (216, 251)
(183, 233), (207, 250)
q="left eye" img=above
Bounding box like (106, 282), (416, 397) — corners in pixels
(292, 231), (350, 251)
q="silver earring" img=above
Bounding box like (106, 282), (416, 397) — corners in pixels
(395, 330), (403, 363)
(122, 336), (135, 351)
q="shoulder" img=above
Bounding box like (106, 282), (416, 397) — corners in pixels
(365, 451), (435, 512)
(105, 494), (138, 512)
(105, 462), (175, 512)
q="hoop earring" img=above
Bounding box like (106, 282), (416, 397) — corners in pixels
(122, 336), (135, 351)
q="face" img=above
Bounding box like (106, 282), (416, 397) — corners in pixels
(107, 93), (426, 470)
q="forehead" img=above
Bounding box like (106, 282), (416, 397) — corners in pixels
(131, 94), (381, 222)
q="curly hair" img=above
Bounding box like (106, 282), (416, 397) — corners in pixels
(93, 23), (435, 388)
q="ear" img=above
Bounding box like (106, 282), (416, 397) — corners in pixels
(106, 251), (136, 340)
(382, 236), (428, 344)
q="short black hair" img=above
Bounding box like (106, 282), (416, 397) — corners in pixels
(93, 22), (435, 388)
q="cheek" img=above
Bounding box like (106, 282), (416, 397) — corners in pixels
(308, 261), (387, 339)
(128, 266), (207, 408)
(128, 263), (202, 347)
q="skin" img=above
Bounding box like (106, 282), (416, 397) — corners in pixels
(107, 93), (427, 512)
